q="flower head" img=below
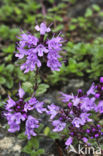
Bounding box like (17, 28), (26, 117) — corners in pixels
(87, 83), (95, 95)
(4, 87), (45, 138)
(25, 115), (39, 139)
(95, 101), (103, 113)
(16, 23), (63, 72)
(35, 23), (51, 35)
(72, 117), (83, 128)
(46, 86), (103, 147)
(52, 120), (66, 132)
(47, 104), (60, 120)
(35, 44), (48, 57)
(18, 86), (25, 98)
(65, 137), (73, 147)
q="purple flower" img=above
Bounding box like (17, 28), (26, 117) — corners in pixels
(72, 117), (83, 128)
(15, 48), (27, 59)
(35, 44), (48, 57)
(47, 104), (60, 120)
(24, 98), (38, 112)
(87, 83), (95, 95)
(46, 36), (63, 71)
(80, 97), (96, 112)
(16, 34), (38, 59)
(35, 23), (51, 35)
(67, 102), (72, 108)
(100, 77), (103, 83)
(95, 93), (100, 98)
(96, 101), (103, 113)
(20, 53), (41, 73)
(25, 115), (39, 139)
(95, 134), (99, 138)
(34, 101), (45, 113)
(47, 37), (62, 50)
(47, 57), (61, 71)
(15, 23), (63, 72)
(5, 112), (25, 129)
(52, 120), (66, 132)
(82, 137), (88, 143)
(80, 113), (92, 124)
(24, 98), (45, 113)
(65, 137), (73, 147)
(46, 80), (103, 147)
(8, 112), (25, 124)
(4, 112), (24, 133)
(72, 97), (80, 106)
(18, 87), (25, 98)
(60, 92), (73, 102)
(6, 96), (16, 111)
(5, 87), (44, 137)
(8, 122), (20, 133)
(18, 33), (38, 47)
(47, 49), (61, 71)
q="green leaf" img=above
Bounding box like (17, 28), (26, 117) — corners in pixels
(31, 149), (45, 156)
(0, 25), (10, 40)
(0, 64), (5, 72)
(0, 101), (4, 107)
(25, 15), (36, 24)
(92, 4), (100, 12)
(31, 151), (37, 156)
(6, 64), (14, 73)
(69, 24), (76, 30)
(30, 138), (39, 149)
(4, 54), (12, 62)
(3, 44), (15, 53)
(49, 131), (60, 140)
(0, 76), (6, 84)
(14, 7), (22, 15)
(99, 11), (103, 17)
(53, 24), (63, 32)
(5, 76), (13, 89)
(43, 127), (50, 136)
(48, 0), (54, 4)
(18, 132), (27, 139)
(22, 82), (33, 93)
(22, 137), (40, 155)
(85, 8), (93, 17)
(35, 123), (44, 133)
(35, 83), (49, 96)
(35, 149), (45, 155)
(22, 145), (32, 154)
(54, 15), (63, 22)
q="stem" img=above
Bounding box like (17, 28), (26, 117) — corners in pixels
(34, 66), (39, 91)
(52, 2), (57, 28)
(32, 66), (39, 97)
(40, 0), (46, 17)
(55, 139), (63, 156)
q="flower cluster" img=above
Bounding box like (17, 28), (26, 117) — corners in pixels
(4, 87), (45, 139)
(16, 23), (63, 73)
(46, 80), (103, 148)
(87, 77), (103, 113)
(87, 77), (103, 99)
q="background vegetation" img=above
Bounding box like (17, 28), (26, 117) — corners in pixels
(1, 0), (103, 155)
(0, 0), (103, 109)
(0, 0), (103, 99)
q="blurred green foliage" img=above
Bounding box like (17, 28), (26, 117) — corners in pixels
(68, 4), (103, 40)
(1, 1), (103, 155)
(0, 0), (103, 96)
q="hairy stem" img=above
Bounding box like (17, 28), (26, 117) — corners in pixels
(40, 0), (46, 17)
(32, 66), (39, 97)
